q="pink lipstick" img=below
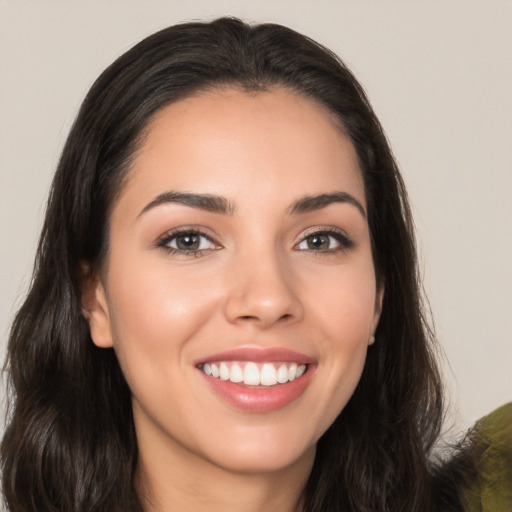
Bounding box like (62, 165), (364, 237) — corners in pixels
(196, 347), (316, 412)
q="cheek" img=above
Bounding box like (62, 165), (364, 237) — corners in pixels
(104, 258), (221, 379)
(304, 258), (378, 341)
(302, 260), (377, 413)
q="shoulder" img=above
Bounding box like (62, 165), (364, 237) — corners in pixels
(461, 402), (512, 512)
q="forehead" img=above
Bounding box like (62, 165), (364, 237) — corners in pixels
(118, 87), (365, 214)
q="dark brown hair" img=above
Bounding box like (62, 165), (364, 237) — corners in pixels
(1, 17), (444, 511)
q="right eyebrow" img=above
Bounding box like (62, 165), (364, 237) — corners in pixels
(137, 191), (235, 218)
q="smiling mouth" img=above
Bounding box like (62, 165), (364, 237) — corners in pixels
(199, 361), (308, 386)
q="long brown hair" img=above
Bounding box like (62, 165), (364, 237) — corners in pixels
(2, 17), (444, 511)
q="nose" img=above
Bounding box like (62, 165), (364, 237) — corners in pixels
(224, 250), (304, 328)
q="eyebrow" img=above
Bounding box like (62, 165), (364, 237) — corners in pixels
(138, 190), (365, 219)
(288, 192), (366, 218)
(138, 192), (235, 217)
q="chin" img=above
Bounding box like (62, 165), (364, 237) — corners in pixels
(204, 441), (316, 475)
(189, 421), (319, 476)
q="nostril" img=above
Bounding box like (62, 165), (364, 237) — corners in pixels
(237, 313), (293, 324)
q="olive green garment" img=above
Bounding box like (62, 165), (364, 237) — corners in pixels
(462, 403), (512, 512)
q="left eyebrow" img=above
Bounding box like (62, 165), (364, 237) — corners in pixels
(288, 192), (366, 218)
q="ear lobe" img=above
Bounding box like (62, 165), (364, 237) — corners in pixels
(81, 267), (113, 349)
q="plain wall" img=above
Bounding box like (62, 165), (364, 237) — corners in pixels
(1, 0), (511, 435)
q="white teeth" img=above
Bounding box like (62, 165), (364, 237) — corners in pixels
(288, 363), (297, 381)
(230, 363), (243, 383)
(244, 362), (260, 385)
(201, 361), (308, 386)
(260, 363), (277, 386)
(219, 362), (230, 381)
(276, 364), (288, 383)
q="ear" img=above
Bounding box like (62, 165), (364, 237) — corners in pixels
(81, 264), (113, 348)
(369, 285), (384, 346)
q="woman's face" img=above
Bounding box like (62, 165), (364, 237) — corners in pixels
(86, 88), (382, 476)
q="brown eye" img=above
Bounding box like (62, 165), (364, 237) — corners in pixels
(295, 230), (354, 253)
(160, 230), (217, 254)
(175, 233), (201, 251)
(305, 234), (332, 251)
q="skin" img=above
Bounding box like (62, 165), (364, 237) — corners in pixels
(84, 88), (382, 512)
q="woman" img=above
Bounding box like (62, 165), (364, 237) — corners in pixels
(0, 17), (493, 512)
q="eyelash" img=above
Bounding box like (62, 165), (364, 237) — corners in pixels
(156, 227), (354, 257)
(156, 228), (219, 257)
(294, 228), (354, 254)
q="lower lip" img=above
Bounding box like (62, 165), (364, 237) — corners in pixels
(199, 367), (314, 413)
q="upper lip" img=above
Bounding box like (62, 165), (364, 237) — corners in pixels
(195, 346), (315, 366)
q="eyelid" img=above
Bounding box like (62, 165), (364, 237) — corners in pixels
(298, 225), (349, 239)
(155, 226), (222, 254)
(293, 226), (354, 251)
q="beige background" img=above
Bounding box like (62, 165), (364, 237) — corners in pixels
(1, 0), (511, 436)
